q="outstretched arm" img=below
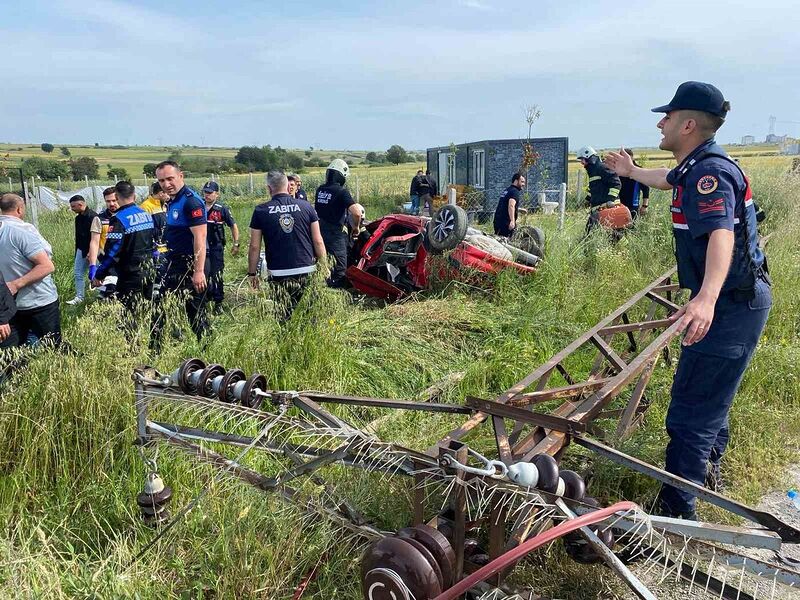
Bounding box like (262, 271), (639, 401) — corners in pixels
(605, 148), (671, 190)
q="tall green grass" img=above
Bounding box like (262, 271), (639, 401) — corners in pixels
(1, 167), (798, 598)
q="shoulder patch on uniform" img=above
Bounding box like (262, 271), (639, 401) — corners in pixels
(191, 208), (203, 218)
(697, 175), (719, 195)
(698, 197), (725, 214)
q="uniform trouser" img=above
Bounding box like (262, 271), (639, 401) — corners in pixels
(658, 279), (772, 517)
(73, 249), (89, 299)
(150, 256), (210, 350)
(319, 220), (348, 287)
(207, 246), (225, 303)
(112, 274), (152, 332)
(0, 299), (62, 350)
(271, 274), (309, 322)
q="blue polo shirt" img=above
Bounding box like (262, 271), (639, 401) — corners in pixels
(667, 140), (764, 296)
(164, 186), (206, 259)
(249, 193), (319, 277)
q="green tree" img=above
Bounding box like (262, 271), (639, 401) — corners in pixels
(69, 157), (99, 181)
(386, 145), (408, 165)
(304, 150), (312, 157)
(142, 163), (157, 177)
(40, 143), (54, 153)
(234, 145), (268, 171)
(286, 152), (304, 171)
(107, 167), (130, 180)
(365, 151), (378, 163)
(21, 157), (70, 179)
(60, 146), (71, 157)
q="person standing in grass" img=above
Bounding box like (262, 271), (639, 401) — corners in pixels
(150, 161), (209, 351)
(618, 148), (650, 219)
(248, 171), (326, 321)
(0, 194), (60, 348)
(288, 173), (308, 202)
(66, 194), (101, 305)
(493, 172), (526, 237)
(140, 182), (169, 255)
(0, 273), (17, 345)
(202, 181), (239, 315)
(605, 81), (771, 519)
(409, 169), (424, 215)
(92, 187), (120, 298)
(91, 181), (155, 313)
(314, 159), (360, 287)
(576, 146), (622, 233)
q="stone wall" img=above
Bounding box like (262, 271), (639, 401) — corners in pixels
(428, 137), (568, 212)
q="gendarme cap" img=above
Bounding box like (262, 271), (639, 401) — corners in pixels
(651, 81), (728, 118)
(202, 181), (219, 193)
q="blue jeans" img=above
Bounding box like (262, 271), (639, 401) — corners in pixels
(73, 249), (89, 299)
(659, 279), (771, 516)
(410, 194), (420, 215)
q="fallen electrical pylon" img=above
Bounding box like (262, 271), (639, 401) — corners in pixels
(132, 268), (800, 599)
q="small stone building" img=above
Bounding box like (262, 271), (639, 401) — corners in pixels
(426, 137), (568, 215)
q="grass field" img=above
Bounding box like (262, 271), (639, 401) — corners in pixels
(0, 156), (798, 598)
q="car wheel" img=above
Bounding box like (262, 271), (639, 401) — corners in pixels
(427, 205), (468, 253)
(511, 226), (545, 258)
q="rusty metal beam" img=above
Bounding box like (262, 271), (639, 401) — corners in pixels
(589, 334), (628, 372)
(597, 318), (674, 337)
(430, 268), (677, 455)
(506, 378), (613, 407)
(465, 397), (586, 435)
(517, 320), (683, 459)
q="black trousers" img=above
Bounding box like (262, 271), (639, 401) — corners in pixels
(150, 256), (209, 351)
(0, 299), (62, 349)
(319, 220), (348, 287)
(271, 274), (309, 322)
(207, 246), (225, 303)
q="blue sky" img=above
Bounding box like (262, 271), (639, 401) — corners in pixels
(2, 0), (798, 151)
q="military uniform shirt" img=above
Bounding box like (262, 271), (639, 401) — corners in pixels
(164, 186), (206, 259)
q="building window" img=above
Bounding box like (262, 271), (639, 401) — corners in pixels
(472, 150), (485, 188)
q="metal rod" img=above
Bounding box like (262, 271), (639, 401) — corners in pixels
(573, 435), (800, 542)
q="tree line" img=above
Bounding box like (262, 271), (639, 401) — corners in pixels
(11, 142), (426, 182)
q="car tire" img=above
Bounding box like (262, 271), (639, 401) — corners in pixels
(511, 226), (545, 258)
(427, 205), (468, 254)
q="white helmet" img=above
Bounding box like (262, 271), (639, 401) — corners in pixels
(327, 158), (349, 179)
(576, 146), (597, 160)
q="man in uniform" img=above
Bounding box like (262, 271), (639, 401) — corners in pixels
(66, 194), (101, 305)
(493, 172), (526, 237)
(409, 169), (424, 215)
(605, 81), (771, 518)
(150, 160), (209, 350)
(577, 146), (622, 233)
(248, 171), (326, 321)
(91, 181), (155, 313)
(314, 159), (361, 287)
(202, 181), (239, 314)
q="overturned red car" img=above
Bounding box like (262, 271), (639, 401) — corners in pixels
(345, 205), (544, 301)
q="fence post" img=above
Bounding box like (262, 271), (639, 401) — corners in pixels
(448, 186), (457, 205)
(114, 174), (118, 183)
(29, 178), (40, 229)
(144, 174), (148, 188)
(8, 177), (13, 192)
(84, 175), (89, 188)
(211, 173), (216, 182)
(355, 174), (360, 204)
(57, 176), (62, 191)
(576, 169), (584, 208)
(249, 172), (254, 194)
(558, 182), (566, 230)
